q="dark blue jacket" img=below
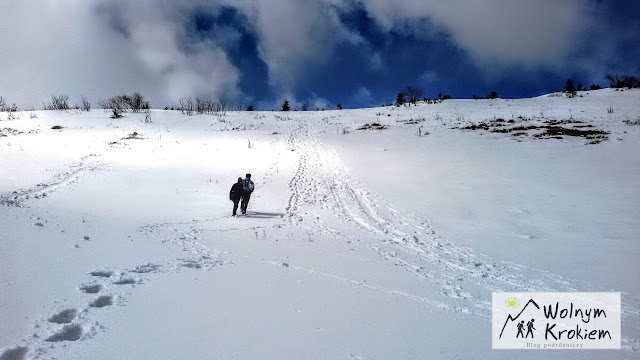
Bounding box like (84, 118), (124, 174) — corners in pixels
(242, 178), (254, 193)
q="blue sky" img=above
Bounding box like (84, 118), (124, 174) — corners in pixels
(1, 1), (639, 110)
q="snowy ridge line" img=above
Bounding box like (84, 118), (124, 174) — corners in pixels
(0, 154), (106, 207)
(285, 118), (640, 325)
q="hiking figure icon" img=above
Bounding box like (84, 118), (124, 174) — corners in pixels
(516, 321), (525, 338)
(526, 319), (535, 338)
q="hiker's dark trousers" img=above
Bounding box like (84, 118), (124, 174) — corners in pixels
(241, 192), (252, 213)
(231, 198), (240, 216)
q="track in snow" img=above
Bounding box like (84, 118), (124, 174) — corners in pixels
(0, 154), (106, 207)
(283, 118), (640, 322)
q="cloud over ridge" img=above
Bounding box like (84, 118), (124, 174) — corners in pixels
(0, 0), (634, 108)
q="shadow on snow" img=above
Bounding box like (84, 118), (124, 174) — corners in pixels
(242, 211), (284, 219)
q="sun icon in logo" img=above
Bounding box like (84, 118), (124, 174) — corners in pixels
(505, 297), (520, 309)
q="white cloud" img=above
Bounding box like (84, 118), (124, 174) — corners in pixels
(358, 0), (593, 66)
(351, 86), (373, 106)
(237, 0), (361, 94)
(420, 70), (439, 84)
(0, 0), (240, 108)
(0, 0), (620, 109)
(369, 52), (384, 71)
(309, 94), (331, 111)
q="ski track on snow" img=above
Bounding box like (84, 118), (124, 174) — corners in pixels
(281, 117), (640, 328)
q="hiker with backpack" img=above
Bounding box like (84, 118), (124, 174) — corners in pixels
(240, 173), (254, 214)
(229, 177), (244, 217)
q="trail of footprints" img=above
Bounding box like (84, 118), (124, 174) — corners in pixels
(41, 269), (134, 345)
(1, 252), (222, 359)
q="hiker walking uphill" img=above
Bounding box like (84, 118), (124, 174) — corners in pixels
(240, 173), (254, 214)
(229, 177), (243, 217)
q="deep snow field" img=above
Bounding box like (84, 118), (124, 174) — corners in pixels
(1, 89), (639, 359)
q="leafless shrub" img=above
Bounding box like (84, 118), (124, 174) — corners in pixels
(179, 97), (194, 115)
(192, 97), (229, 115)
(45, 94), (70, 110)
(81, 96), (91, 111)
(100, 97), (125, 119)
(0, 97), (18, 112)
(128, 92), (148, 112)
(404, 86), (424, 104)
(1, 97), (19, 119)
(99, 97), (124, 112)
(99, 92), (149, 115)
(196, 97), (207, 114)
(213, 99), (227, 115)
(604, 74), (640, 88)
(110, 108), (123, 119)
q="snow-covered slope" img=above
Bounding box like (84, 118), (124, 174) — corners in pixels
(1, 89), (639, 359)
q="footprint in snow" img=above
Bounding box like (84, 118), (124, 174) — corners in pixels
(180, 259), (202, 269)
(0, 346), (29, 360)
(79, 284), (102, 294)
(45, 324), (83, 342)
(48, 309), (78, 324)
(112, 277), (138, 285)
(130, 263), (161, 273)
(89, 296), (113, 308)
(90, 270), (113, 278)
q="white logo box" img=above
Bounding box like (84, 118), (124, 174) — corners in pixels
(492, 292), (621, 349)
